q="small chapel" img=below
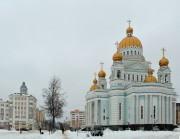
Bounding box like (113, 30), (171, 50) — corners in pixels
(85, 21), (177, 130)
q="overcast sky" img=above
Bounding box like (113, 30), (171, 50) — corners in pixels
(0, 0), (180, 121)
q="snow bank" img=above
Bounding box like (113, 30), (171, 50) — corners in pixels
(1, 129), (180, 139)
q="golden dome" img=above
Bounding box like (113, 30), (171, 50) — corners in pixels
(90, 84), (100, 91)
(119, 36), (142, 49)
(126, 27), (133, 34)
(144, 76), (157, 83)
(98, 70), (106, 78)
(159, 57), (169, 67)
(90, 73), (100, 91)
(144, 68), (157, 83)
(113, 49), (122, 61)
(147, 68), (154, 75)
(119, 25), (142, 49)
(93, 78), (97, 84)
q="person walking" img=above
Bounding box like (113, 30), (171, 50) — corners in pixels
(62, 127), (64, 134)
(39, 127), (41, 134)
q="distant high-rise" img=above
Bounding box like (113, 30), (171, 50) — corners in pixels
(70, 109), (85, 129)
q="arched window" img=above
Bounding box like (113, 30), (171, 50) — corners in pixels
(131, 50), (133, 55)
(102, 85), (104, 89)
(117, 70), (121, 79)
(135, 51), (136, 55)
(124, 74), (126, 80)
(127, 51), (129, 55)
(138, 51), (139, 55)
(132, 75), (134, 81)
(154, 106), (156, 119)
(160, 75), (162, 82)
(141, 75), (143, 81)
(141, 106), (143, 119)
(119, 103), (121, 120)
(137, 75), (139, 81)
(123, 52), (125, 56)
(165, 74), (168, 83)
(128, 74), (130, 80)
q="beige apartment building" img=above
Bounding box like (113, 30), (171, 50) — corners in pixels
(70, 109), (85, 130)
(9, 82), (37, 130)
(36, 108), (45, 128)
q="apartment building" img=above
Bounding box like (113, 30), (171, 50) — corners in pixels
(70, 109), (85, 129)
(9, 82), (37, 130)
(0, 99), (10, 129)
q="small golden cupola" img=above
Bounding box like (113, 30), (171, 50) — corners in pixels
(144, 68), (157, 83)
(113, 42), (122, 62)
(159, 48), (169, 67)
(90, 73), (100, 91)
(98, 61), (106, 78)
(119, 20), (142, 49)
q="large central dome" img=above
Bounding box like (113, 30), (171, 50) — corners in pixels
(119, 27), (142, 49)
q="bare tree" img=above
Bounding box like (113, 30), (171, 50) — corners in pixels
(42, 76), (66, 129)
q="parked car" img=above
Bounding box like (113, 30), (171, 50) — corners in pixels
(90, 126), (103, 136)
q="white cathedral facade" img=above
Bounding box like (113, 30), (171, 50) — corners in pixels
(85, 23), (177, 130)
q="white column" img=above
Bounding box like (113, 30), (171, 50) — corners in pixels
(170, 97), (172, 124)
(150, 95), (152, 124)
(90, 101), (92, 126)
(174, 102), (176, 125)
(145, 95), (148, 124)
(87, 102), (89, 125)
(131, 96), (135, 124)
(94, 100), (97, 125)
(159, 96), (161, 124)
(136, 95), (139, 124)
(162, 96), (165, 124)
(166, 97), (169, 124)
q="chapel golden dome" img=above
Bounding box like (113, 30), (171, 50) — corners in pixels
(93, 78), (97, 84)
(98, 61), (106, 78)
(159, 57), (169, 67)
(90, 84), (100, 91)
(119, 21), (142, 49)
(159, 48), (169, 67)
(144, 68), (157, 83)
(113, 44), (122, 61)
(144, 76), (157, 83)
(147, 68), (154, 75)
(90, 73), (100, 91)
(98, 70), (106, 78)
(126, 27), (133, 34)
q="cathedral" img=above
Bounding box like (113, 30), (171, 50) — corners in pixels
(85, 22), (177, 130)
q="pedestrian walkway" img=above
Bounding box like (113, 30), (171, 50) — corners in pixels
(62, 131), (73, 139)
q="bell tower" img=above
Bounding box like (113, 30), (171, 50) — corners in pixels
(157, 48), (172, 86)
(98, 61), (107, 89)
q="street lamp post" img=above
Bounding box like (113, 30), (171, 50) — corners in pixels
(76, 116), (78, 137)
(65, 117), (70, 130)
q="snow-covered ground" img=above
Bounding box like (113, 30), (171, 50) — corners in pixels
(1, 129), (180, 139)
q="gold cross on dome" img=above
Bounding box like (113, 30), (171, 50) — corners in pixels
(115, 41), (119, 50)
(94, 72), (97, 78)
(148, 61), (152, 68)
(127, 20), (131, 27)
(100, 61), (104, 70)
(161, 47), (166, 57)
